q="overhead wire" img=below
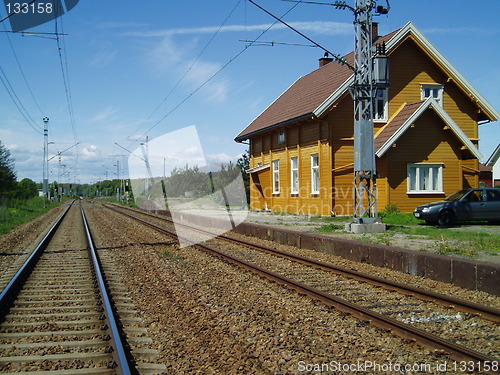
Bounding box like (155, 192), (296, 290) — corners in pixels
(0, 0), (38, 25)
(0, 67), (43, 134)
(54, 11), (80, 179)
(0, 7), (44, 134)
(123, 0), (244, 149)
(1, 23), (46, 117)
(133, 0), (304, 141)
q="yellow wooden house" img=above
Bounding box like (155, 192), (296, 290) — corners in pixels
(234, 22), (499, 215)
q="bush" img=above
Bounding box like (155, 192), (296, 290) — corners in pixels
(383, 203), (400, 213)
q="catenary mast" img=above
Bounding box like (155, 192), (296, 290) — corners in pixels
(349, 0), (388, 230)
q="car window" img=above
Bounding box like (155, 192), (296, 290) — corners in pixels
(464, 190), (484, 202)
(446, 190), (468, 201)
(486, 190), (500, 202)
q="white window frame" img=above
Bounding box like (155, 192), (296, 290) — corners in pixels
(291, 157), (299, 194)
(311, 154), (320, 194)
(421, 84), (444, 107)
(373, 87), (388, 122)
(272, 160), (280, 194)
(407, 163), (444, 194)
(278, 129), (285, 144)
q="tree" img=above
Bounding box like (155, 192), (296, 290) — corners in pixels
(236, 150), (250, 203)
(163, 165), (211, 198)
(0, 141), (16, 198)
(17, 178), (38, 199)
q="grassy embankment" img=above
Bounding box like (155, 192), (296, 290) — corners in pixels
(0, 197), (59, 236)
(314, 212), (500, 259)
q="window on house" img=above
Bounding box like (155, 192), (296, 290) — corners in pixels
(421, 84), (444, 106)
(291, 157), (299, 194)
(373, 88), (388, 122)
(311, 154), (320, 194)
(278, 129), (286, 144)
(272, 160), (280, 194)
(408, 164), (443, 193)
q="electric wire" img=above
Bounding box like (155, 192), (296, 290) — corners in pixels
(123, 0), (244, 150)
(0, 0), (38, 25)
(0, 65), (42, 134)
(249, 0), (355, 70)
(1, 22), (46, 117)
(132, 0), (304, 142)
(54, 13), (80, 180)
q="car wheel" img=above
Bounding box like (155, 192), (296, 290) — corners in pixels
(438, 210), (455, 227)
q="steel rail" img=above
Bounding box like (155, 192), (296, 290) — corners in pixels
(107, 204), (500, 323)
(80, 205), (135, 375)
(105, 204), (500, 372)
(0, 202), (73, 313)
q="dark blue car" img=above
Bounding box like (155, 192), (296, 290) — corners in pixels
(413, 188), (500, 226)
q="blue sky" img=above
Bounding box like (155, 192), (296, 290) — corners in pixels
(0, 0), (499, 184)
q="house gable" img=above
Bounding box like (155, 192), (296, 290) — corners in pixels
(486, 144), (500, 167)
(375, 97), (483, 160)
(387, 23), (500, 122)
(235, 22), (498, 143)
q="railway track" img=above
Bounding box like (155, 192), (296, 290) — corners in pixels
(0, 202), (162, 374)
(105, 203), (500, 374)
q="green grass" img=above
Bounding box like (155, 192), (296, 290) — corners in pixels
(379, 212), (421, 226)
(0, 197), (59, 235)
(162, 250), (183, 261)
(316, 223), (344, 233)
(313, 211), (500, 259)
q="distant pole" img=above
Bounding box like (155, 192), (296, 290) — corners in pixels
(57, 156), (61, 202)
(42, 117), (49, 206)
(116, 160), (121, 201)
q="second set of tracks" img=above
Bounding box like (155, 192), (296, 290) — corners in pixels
(0, 202), (165, 375)
(105, 203), (500, 374)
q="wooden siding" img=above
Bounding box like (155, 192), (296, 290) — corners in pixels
(388, 37), (479, 139)
(246, 35), (482, 216)
(379, 110), (466, 212)
(249, 120), (332, 215)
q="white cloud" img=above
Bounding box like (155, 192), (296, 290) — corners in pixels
(82, 145), (101, 160)
(89, 106), (120, 123)
(124, 21), (352, 37)
(148, 36), (229, 103)
(88, 49), (118, 68)
(206, 153), (235, 164)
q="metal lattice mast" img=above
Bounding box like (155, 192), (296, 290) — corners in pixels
(351, 0), (378, 223)
(42, 117), (49, 205)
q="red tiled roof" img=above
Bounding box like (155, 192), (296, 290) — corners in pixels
(374, 100), (425, 151)
(235, 30), (399, 142)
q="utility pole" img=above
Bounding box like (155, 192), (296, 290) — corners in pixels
(42, 117), (49, 206)
(48, 141), (80, 202)
(248, 0), (388, 231)
(115, 160), (121, 201)
(108, 154), (127, 202)
(347, 0), (388, 233)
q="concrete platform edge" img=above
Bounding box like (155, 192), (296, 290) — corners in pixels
(154, 210), (499, 296)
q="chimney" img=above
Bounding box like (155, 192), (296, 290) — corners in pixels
(372, 22), (379, 42)
(319, 52), (333, 68)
